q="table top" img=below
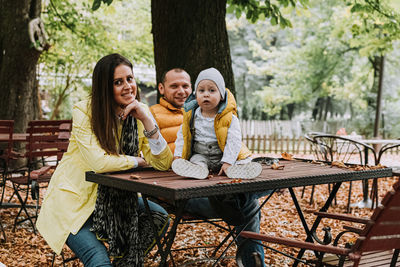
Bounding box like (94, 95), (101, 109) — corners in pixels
(86, 159), (392, 200)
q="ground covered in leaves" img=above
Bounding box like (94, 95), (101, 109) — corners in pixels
(1, 153), (399, 266)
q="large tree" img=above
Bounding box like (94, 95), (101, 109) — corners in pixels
(151, 0), (234, 91)
(0, 0), (46, 132)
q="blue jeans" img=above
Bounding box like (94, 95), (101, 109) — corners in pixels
(185, 194), (266, 267)
(66, 198), (168, 267)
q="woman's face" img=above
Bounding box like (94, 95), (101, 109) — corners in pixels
(113, 64), (137, 108)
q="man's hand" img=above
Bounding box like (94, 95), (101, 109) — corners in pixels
(218, 162), (231, 176)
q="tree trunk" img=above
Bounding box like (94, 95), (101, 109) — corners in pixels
(373, 56), (384, 138)
(0, 0), (42, 132)
(151, 0), (235, 101)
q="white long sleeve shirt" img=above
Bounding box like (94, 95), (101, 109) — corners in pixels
(174, 107), (242, 165)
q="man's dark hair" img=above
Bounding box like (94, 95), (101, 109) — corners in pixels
(160, 68), (187, 84)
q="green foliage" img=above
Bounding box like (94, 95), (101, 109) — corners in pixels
(228, 0), (400, 137)
(39, 0), (153, 118)
(92, 0), (113, 10)
(344, 0), (400, 57)
(227, 0), (309, 27)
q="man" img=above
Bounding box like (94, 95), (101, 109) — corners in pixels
(150, 68), (192, 153)
(150, 68), (266, 267)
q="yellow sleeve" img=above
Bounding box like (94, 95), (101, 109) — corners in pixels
(72, 102), (136, 173)
(139, 104), (173, 171)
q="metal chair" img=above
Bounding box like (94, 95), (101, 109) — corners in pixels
(238, 180), (400, 267)
(370, 139), (400, 209)
(153, 197), (235, 262)
(301, 132), (330, 205)
(311, 134), (376, 212)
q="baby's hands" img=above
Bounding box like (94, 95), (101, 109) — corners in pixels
(136, 157), (148, 167)
(218, 162), (232, 176)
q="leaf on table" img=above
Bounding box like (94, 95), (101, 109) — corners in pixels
(281, 152), (294, 160)
(271, 163), (285, 170)
(129, 174), (142, 179)
(331, 161), (347, 168)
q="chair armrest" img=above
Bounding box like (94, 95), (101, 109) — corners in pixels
(342, 225), (362, 234)
(312, 211), (370, 224)
(240, 231), (351, 256)
(30, 166), (52, 179)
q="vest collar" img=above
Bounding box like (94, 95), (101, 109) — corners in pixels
(160, 97), (183, 112)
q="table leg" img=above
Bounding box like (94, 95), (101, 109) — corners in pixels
(349, 179), (373, 209)
(142, 195), (187, 267)
(292, 182), (342, 267)
(349, 147), (373, 209)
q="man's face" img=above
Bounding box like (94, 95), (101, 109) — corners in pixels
(159, 70), (192, 108)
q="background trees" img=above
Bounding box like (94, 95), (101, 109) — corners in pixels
(229, 0), (400, 137)
(1, 0), (399, 138)
(39, 0), (154, 119)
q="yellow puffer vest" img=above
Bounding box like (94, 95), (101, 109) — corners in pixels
(181, 88), (252, 160)
(150, 98), (183, 154)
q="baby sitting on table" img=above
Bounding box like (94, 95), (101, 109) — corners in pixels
(172, 67), (262, 179)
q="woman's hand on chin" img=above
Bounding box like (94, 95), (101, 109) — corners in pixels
(121, 100), (148, 122)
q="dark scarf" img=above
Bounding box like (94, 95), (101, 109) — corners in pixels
(91, 116), (167, 266)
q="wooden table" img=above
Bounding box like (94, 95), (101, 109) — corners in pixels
(86, 159), (392, 266)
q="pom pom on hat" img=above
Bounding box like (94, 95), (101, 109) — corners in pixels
(194, 68), (226, 100)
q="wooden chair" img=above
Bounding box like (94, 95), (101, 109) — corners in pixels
(0, 120), (16, 241)
(312, 134), (377, 212)
(10, 120), (71, 233)
(0, 120), (15, 204)
(238, 180), (400, 267)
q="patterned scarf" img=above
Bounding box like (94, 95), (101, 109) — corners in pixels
(91, 116), (167, 266)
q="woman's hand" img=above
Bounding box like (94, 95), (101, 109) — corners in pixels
(120, 100), (159, 139)
(121, 99), (147, 121)
(136, 157), (148, 167)
(218, 162), (231, 176)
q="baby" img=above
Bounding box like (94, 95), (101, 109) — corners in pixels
(172, 67), (262, 179)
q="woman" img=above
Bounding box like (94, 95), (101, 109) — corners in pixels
(36, 54), (173, 266)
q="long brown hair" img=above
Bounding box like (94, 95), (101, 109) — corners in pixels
(90, 53), (140, 155)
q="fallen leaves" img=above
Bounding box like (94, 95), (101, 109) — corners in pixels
(271, 163), (285, 170)
(129, 174), (142, 179)
(281, 152), (294, 160)
(217, 178), (242, 184)
(332, 161), (348, 168)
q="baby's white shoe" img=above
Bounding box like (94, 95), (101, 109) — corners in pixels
(226, 162), (262, 179)
(172, 158), (209, 179)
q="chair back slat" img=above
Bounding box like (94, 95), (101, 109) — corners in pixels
(25, 120), (71, 165)
(0, 120), (14, 162)
(0, 120), (14, 134)
(28, 120), (72, 127)
(354, 181), (400, 252)
(361, 237), (400, 252)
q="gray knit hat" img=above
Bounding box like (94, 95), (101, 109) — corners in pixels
(194, 67), (226, 100)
